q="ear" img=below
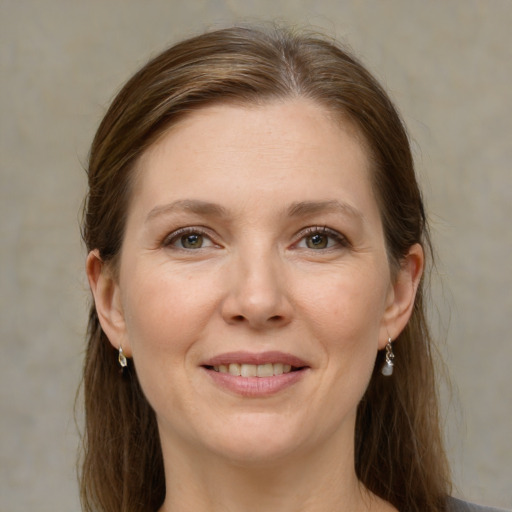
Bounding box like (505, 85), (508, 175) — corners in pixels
(86, 250), (131, 357)
(379, 243), (424, 349)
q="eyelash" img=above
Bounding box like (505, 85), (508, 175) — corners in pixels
(162, 225), (350, 251)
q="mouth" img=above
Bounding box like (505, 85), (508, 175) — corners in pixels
(204, 362), (303, 377)
(200, 351), (310, 396)
(201, 351), (309, 375)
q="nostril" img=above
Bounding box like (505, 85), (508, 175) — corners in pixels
(230, 314), (283, 325)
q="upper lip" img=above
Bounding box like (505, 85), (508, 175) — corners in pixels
(201, 351), (309, 368)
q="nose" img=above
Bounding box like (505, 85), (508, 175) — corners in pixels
(220, 248), (293, 330)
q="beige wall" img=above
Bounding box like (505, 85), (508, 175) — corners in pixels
(1, 1), (511, 510)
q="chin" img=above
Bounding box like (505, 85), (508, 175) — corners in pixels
(199, 412), (309, 465)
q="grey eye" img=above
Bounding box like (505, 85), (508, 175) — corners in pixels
(305, 233), (329, 249)
(180, 233), (204, 249)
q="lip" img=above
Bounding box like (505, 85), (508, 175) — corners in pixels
(200, 351), (310, 398)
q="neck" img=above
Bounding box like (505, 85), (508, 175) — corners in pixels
(158, 428), (387, 512)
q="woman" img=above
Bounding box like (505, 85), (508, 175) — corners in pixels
(80, 26), (503, 512)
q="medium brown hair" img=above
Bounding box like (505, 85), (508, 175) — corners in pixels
(80, 25), (451, 512)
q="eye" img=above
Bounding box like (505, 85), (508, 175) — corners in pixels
(305, 232), (330, 249)
(180, 233), (206, 249)
(163, 228), (216, 250)
(295, 227), (349, 250)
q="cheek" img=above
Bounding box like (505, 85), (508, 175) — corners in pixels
(296, 266), (388, 399)
(120, 265), (220, 357)
(299, 266), (388, 344)
(119, 267), (221, 418)
(290, 271), (387, 436)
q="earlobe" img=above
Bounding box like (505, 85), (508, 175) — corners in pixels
(380, 243), (424, 348)
(86, 250), (131, 356)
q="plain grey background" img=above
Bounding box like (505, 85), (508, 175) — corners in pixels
(1, 1), (511, 510)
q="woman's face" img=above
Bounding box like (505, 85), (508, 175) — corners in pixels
(92, 99), (420, 464)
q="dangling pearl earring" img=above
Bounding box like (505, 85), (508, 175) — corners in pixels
(381, 338), (395, 376)
(118, 346), (128, 368)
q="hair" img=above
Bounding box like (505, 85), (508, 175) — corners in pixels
(80, 25), (451, 512)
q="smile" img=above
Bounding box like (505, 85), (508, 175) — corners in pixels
(210, 363), (295, 377)
(201, 351), (310, 396)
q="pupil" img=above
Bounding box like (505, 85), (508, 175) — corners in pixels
(182, 234), (202, 248)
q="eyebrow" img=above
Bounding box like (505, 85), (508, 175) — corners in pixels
(145, 199), (228, 223)
(146, 198), (364, 224)
(286, 200), (364, 222)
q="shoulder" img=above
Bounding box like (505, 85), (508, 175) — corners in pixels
(447, 497), (511, 512)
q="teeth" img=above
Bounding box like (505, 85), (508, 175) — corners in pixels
(241, 364), (257, 377)
(213, 363), (296, 377)
(228, 363), (241, 376)
(256, 363), (274, 377)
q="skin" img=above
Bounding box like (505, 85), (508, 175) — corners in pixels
(87, 99), (423, 512)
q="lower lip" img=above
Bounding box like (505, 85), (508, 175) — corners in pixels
(203, 367), (308, 397)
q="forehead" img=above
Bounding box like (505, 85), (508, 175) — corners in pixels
(137, 99), (369, 173)
(131, 99), (377, 220)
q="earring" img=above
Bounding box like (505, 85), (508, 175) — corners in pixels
(381, 338), (394, 376)
(118, 346), (128, 368)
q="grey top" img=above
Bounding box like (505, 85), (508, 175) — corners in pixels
(447, 497), (511, 512)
